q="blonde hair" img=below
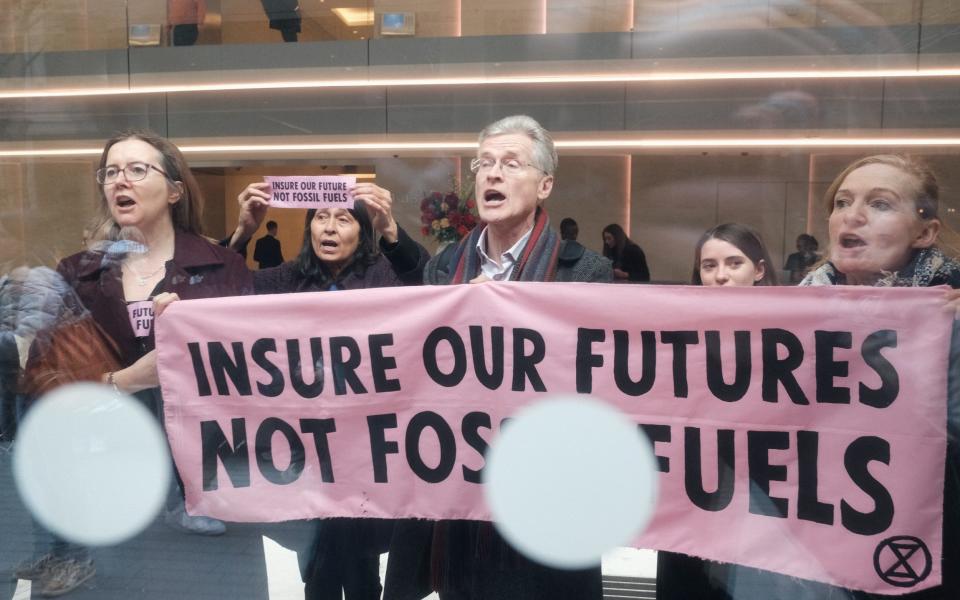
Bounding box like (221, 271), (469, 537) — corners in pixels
(821, 154), (960, 258)
(822, 154), (938, 220)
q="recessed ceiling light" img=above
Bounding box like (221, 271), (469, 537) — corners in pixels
(332, 8), (374, 27)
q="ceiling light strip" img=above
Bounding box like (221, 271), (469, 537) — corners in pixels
(2, 67), (960, 99)
(3, 137), (960, 158)
(556, 137), (960, 149)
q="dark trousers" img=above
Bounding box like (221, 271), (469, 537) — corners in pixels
(304, 518), (389, 600)
(171, 24), (199, 46)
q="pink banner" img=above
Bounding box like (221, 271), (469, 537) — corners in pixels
(264, 175), (356, 209)
(155, 283), (951, 595)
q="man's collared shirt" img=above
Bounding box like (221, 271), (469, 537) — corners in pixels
(476, 225), (534, 281)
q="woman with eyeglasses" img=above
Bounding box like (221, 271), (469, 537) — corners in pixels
(14, 130), (252, 596)
(60, 130), (252, 529)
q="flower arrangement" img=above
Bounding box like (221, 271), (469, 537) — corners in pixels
(419, 189), (479, 244)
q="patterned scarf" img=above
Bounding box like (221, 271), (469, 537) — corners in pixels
(800, 247), (960, 288)
(446, 208), (560, 284)
(428, 208), (561, 592)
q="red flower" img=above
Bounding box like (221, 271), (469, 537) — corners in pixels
(420, 188), (479, 243)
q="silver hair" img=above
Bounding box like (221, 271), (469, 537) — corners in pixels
(478, 115), (558, 176)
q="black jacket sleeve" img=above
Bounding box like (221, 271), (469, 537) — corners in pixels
(623, 243), (650, 282)
(380, 227), (430, 285)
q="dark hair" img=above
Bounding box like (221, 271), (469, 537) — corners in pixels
(93, 129), (203, 238)
(266, 220), (278, 230)
(559, 217), (578, 240)
(294, 201), (379, 290)
(822, 154), (939, 221)
(797, 233), (818, 252)
(692, 223), (779, 286)
(602, 223), (630, 261)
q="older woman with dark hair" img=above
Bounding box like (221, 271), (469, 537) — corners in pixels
(602, 223), (650, 282)
(246, 182), (428, 600)
(252, 194), (426, 294)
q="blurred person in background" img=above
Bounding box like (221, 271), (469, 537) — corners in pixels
(784, 233), (820, 284)
(253, 219), (284, 269)
(559, 217), (579, 241)
(602, 223), (650, 283)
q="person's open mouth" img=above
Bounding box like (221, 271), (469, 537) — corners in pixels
(483, 190), (505, 204)
(839, 233), (866, 248)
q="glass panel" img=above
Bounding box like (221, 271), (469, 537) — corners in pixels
(2, 2), (960, 600)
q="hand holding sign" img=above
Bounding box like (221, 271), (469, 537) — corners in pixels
(943, 288), (960, 319)
(154, 292), (180, 317)
(228, 182), (272, 249)
(351, 183), (398, 244)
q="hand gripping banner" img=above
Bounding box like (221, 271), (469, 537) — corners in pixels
(155, 282), (953, 595)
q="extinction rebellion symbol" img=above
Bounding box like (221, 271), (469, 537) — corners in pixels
(873, 536), (932, 587)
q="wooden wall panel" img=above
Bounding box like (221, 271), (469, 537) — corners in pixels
(547, 0), (632, 34)
(547, 156), (628, 257)
(0, 0), (127, 53)
(374, 0), (458, 38)
(461, 0), (542, 36)
(0, 162), (25, 266)
(1, 0), (958, 54)
(5, 160), (97, 266)
(815, 0), (922, 27)
(921, 0), (960, 25)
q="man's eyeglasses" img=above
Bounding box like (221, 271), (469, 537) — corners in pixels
(470, 157), (546, 177)
(96, 162), (172, 185)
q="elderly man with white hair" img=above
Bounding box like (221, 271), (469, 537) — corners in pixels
(390, 115), (610, 600)
(424, 114), (611, 285)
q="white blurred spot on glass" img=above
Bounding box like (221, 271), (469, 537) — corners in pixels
(13, 382), (171, 546)
(483, 396), (658, 569)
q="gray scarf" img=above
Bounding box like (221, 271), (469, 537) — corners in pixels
(800, 247), (960, 288)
